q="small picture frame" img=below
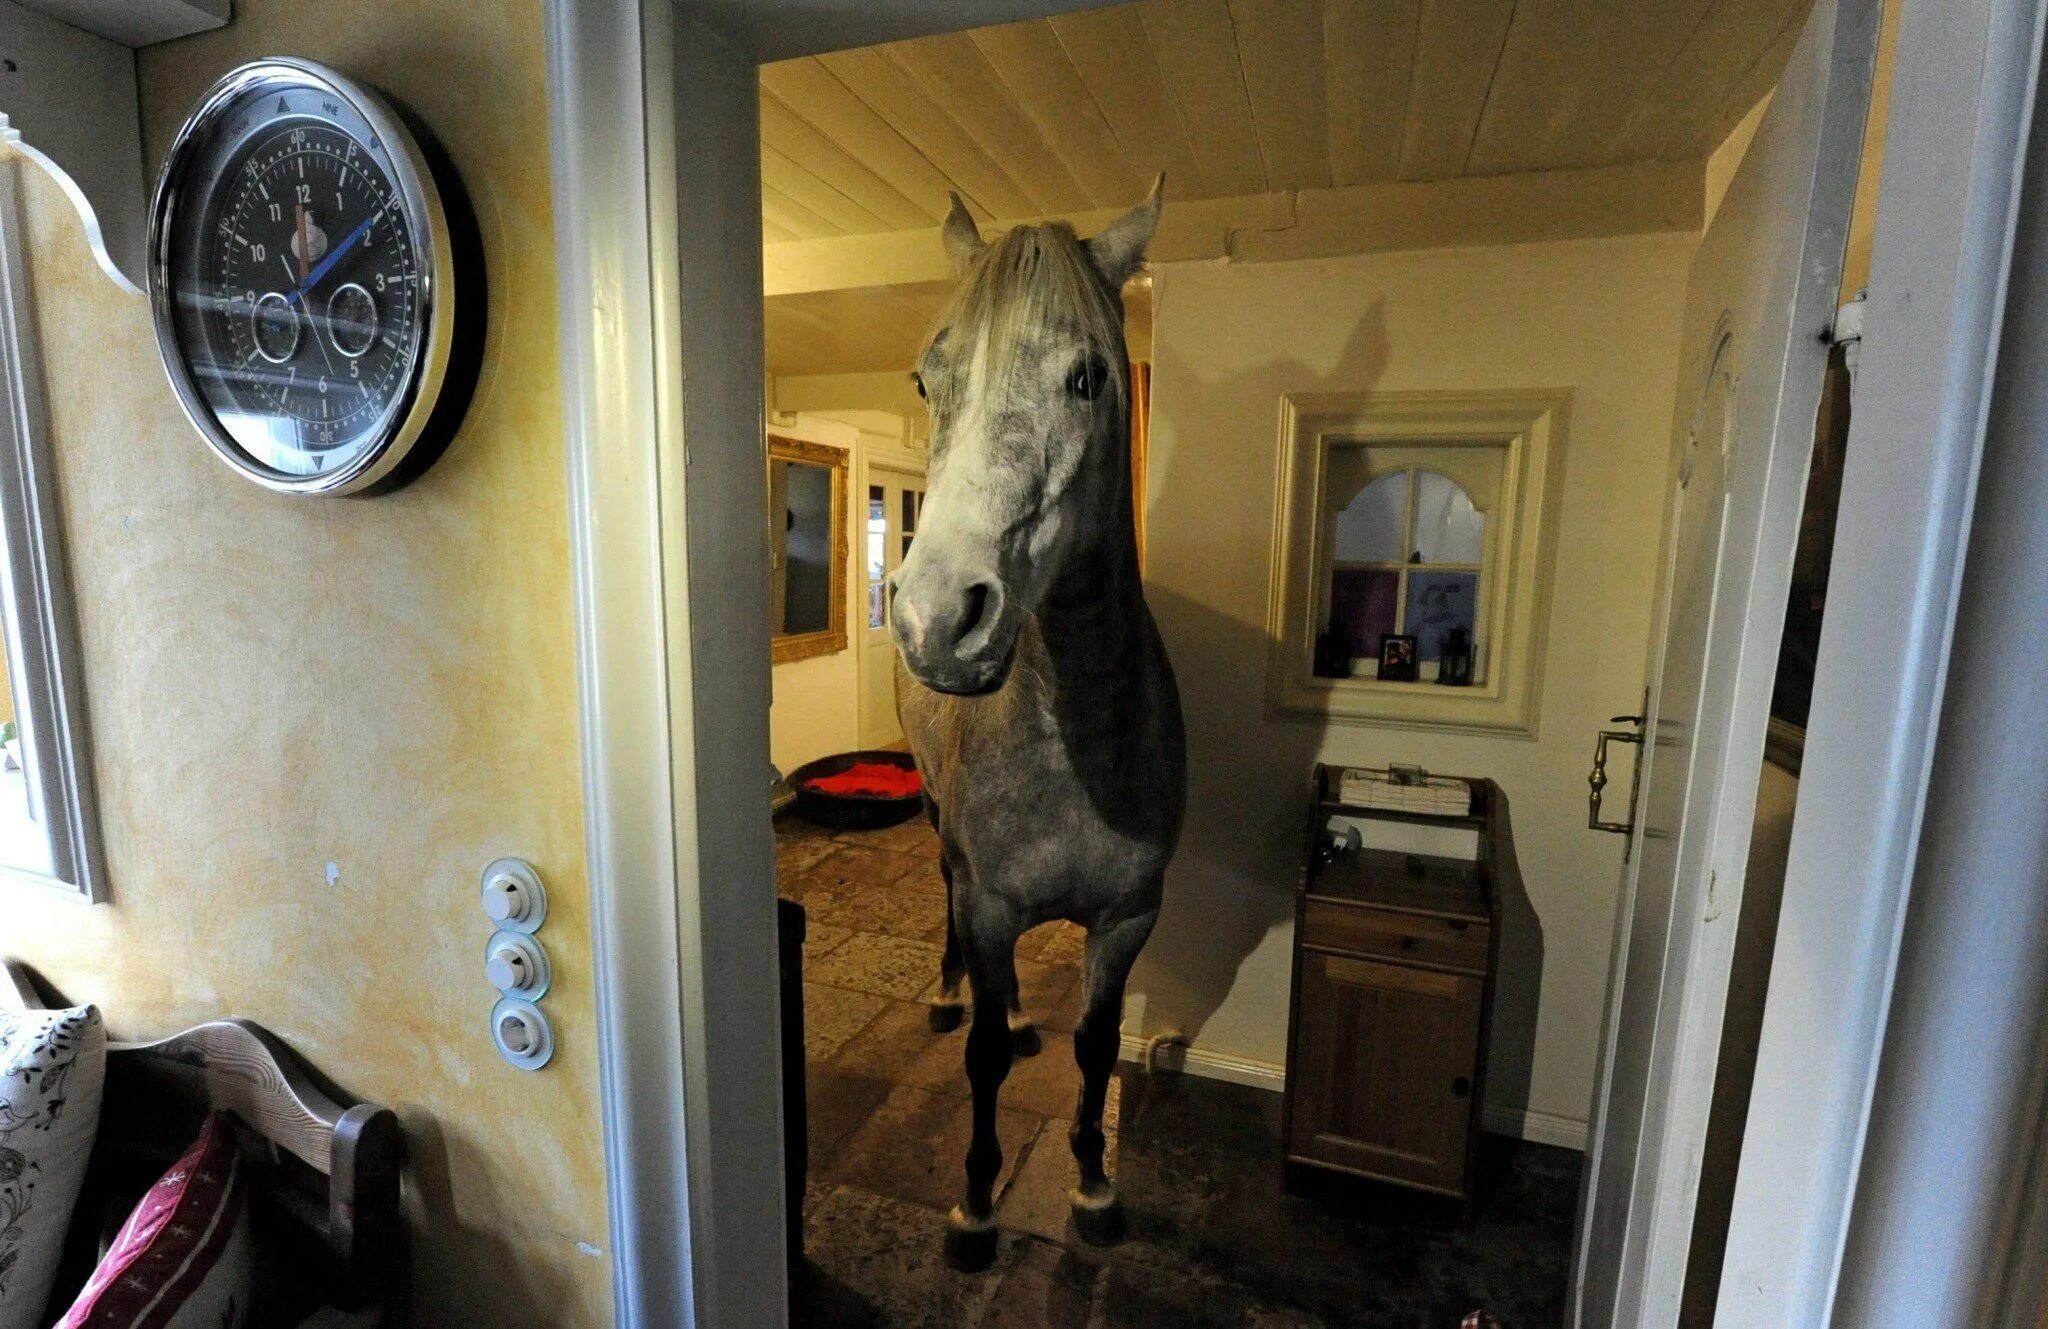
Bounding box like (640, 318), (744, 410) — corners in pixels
(1377, 633), (1419, 682)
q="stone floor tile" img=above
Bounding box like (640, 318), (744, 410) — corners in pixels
(819, 1083), (1046, 1214)
(796, 1185), (1025, 1329)
(805, 844), (925, 892)
(802, 1061), (895, 1172)
(803, 982), (889, 1061)
(840, 884), (949, 943)
(808, 933), (946, 1001)
(804, 923), (854, 958)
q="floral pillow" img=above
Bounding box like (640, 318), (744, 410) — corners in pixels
(0, 1004), (103, 1329)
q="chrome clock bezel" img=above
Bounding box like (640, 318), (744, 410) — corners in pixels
(146, 58), (457, 496)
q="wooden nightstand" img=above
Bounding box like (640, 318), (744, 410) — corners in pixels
(1282, 766), (1516, 1203)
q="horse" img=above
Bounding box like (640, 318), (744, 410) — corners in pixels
(889, 179), (1187, 1272)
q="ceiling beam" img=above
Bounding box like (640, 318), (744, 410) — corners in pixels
(763, 157), (1706, 296)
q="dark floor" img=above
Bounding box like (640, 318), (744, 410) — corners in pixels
(779, 816), (1580, 1329)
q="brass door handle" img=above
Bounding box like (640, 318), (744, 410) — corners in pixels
(1588, 724), (1645, 834)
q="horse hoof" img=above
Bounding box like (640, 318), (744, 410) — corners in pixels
(1071, 1194), (1125, 1247)
(928, 1001), (965, 1033)
(1010, 1023), (1042, 1058)
(943, 1212), (1000, 1272)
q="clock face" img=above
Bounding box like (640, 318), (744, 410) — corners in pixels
(149, 61), (469, 495)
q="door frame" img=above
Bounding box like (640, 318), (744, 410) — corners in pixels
(855, 452), (926, 749)
(543, 0), (2043, 1325)
(1713, 0), (2048, 1322)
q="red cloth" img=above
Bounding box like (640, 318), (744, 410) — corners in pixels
(805, 762), (921, 798)
(57, 1112), (251, 1329)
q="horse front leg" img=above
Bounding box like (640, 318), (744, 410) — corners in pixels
(945, 906), (1023, 1272)
(928, 857), (968, 1033)
(1069, 905), (1158, 1247)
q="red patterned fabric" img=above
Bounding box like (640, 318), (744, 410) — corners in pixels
(56, 1112), (251, 1329)
(805, 762), (921, 798)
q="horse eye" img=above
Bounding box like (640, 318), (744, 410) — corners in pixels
(912, 372), (927, 400)
(1067, 357), (1108, 401)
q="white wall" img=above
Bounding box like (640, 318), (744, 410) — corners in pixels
(1133, 232), (1693, 1143)
(767, 414), (861, 774)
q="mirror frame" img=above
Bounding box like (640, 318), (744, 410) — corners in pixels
(766, 434), (848, 665)
(0, 167), (106, 902)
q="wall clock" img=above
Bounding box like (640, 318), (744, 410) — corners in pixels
(147, 59), (482, 495)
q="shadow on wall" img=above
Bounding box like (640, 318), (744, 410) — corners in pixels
(1127, 288), (1549, 1125)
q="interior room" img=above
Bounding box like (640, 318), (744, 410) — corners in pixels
(2, 0), (2046, 1326)
(760, 0), (1893, 1323)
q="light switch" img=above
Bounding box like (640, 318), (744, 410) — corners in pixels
(491, 997), (554, 1070)
(480, 857), (547, 933)
(484, 931), (551, 999)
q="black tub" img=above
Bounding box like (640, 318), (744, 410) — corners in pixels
(786, 749), (923, 831)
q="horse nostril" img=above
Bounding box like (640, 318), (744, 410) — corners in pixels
(956, 582), (991, 641)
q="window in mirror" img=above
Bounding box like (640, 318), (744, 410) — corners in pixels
(1325, 465), (1490, 674)
(0, 170), (105, 899)
(1268, 390), (1569, 735)
(867, 485), (887, 630)
(767, 435), (849, 664)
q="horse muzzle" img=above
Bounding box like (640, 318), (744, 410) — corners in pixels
(890, 562), (1018, 696)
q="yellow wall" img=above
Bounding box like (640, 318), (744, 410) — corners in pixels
(1136, 232), (1692, 1138)
(4, 1), (611, 1323)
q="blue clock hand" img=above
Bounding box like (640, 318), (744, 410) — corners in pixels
(285, 211), (378, 307)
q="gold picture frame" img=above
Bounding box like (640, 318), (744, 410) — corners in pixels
(767, 434), (849, 664)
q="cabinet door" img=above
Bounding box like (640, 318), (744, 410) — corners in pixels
(1288, 950), (1482, 1193)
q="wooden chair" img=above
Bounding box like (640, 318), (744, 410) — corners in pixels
(1, 960), (404, 1327)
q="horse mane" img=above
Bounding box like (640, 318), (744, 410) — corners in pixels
(925, 221), (1130, 413)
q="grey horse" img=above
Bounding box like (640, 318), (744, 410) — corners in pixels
(889, 180), (1187, 1272)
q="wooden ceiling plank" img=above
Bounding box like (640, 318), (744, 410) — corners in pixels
(762, 216), (801, 245)
(1398, 0), (1518, 181)
(1464, 0), (1606, 176)
(760, 182), (838, 240)
(1325, 0), (1421, 186)
(1047, 5), (1205, 200)
(761, 58), (970, 222)
(1530, 0), (1712, 170)
(888, 30), (1094, 216)
(818, 46), (1039, 219)
(761, 144), (892, 236)
(1134, 0), (1265, 199)
(760, 92), (937, 229)
(1611, 0), (1807, 163)
(1227, 0), (1330, 192)
(972, 19), (1143, 208)
(1664, 0), (1809, 160)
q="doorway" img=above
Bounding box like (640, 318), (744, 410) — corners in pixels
(859, 462), (924, 749)
(547, 0), (2027, 1323)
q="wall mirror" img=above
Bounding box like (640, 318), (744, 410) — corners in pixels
(1268, 390), (1569, 736)
(767, 435), (848, 664)
(0, 169), (105, 900)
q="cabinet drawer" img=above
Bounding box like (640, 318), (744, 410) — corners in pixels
(1302, 900), (1489, 973)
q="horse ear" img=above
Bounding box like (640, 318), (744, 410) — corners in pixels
(942, 193), (986, 274)
(1086, 175), (1164, 288)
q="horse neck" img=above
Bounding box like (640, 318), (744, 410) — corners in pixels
(1033, 441), (1148, 677)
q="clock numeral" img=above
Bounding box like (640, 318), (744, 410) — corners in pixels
(295, 183), (312, 204)
(251, 242), (266, 263)
(268, 203), (281, 222)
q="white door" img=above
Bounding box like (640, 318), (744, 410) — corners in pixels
(859, 464), (925, 747)
(1572, 0), (1877, 1324)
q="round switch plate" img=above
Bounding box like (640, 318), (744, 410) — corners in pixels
(491, 996), (554, 1070)
(484, 930), (552, 999)
(480, 857), (547, 934)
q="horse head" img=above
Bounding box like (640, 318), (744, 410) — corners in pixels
(890, 179), (1162, 695)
